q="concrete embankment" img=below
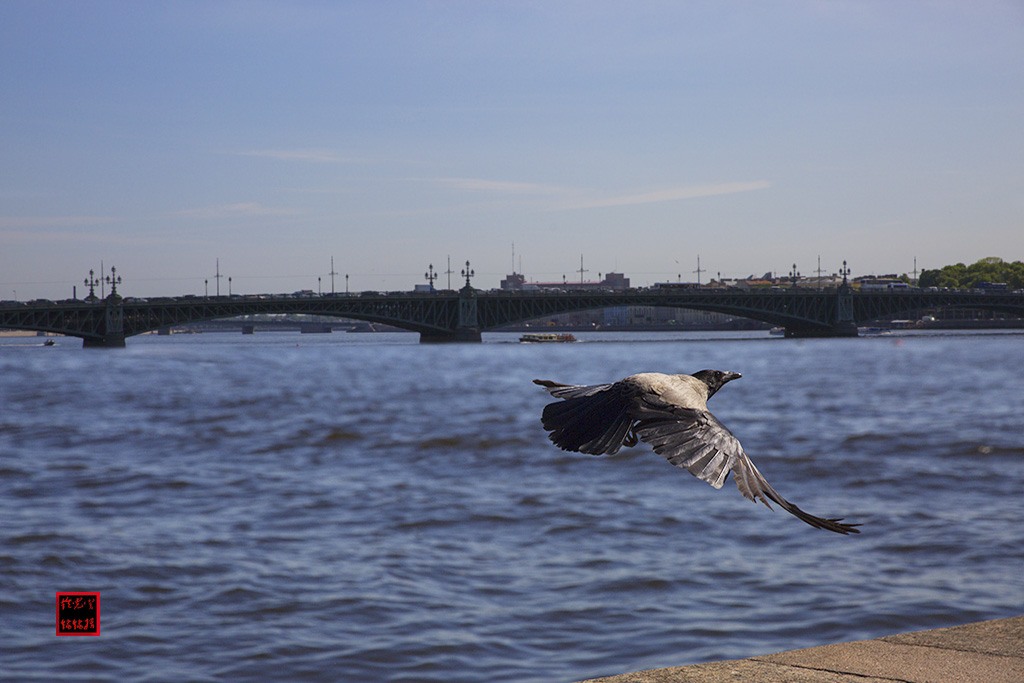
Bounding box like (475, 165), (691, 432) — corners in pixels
(575, 615), (1024, 683)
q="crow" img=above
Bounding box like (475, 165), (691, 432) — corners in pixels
(534, 370), (860, 534)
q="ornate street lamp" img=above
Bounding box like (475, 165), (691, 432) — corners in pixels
(105, 266), (122, 299)
(84, 269), (100, 301)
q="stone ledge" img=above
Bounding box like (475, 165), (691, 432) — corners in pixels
(575, 615), (1024, 683)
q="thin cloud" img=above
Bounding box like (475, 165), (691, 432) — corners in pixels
(556, 181), (772, 210)
(172, 202), (301, 219)
(420, 177), (575, 196)
(413, 176), (770, 210)
(232, 149), (359, 163)
(0, 215), (118, 230)
(0, 228), (188, 247)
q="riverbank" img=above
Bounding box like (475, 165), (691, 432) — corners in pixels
(575, 615), (1024, 683)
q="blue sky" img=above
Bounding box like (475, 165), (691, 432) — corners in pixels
(2, 1), (1022, 299)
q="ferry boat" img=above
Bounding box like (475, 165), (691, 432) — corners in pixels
(519, 333), (577, 343)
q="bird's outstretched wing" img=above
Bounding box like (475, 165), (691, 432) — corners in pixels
(533, 379), (636, 455)
(634, 408), (860, 534)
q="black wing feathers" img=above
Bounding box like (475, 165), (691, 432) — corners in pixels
(537, 382), (635, 455)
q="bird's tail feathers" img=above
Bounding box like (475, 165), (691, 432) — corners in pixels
(734, 453), (861, 534)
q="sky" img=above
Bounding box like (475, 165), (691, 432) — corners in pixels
(2, 0), (1023, 299)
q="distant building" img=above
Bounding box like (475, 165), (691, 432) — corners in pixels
(499, 272), (526, 289)
(602, 272), (630, 290)
(500, 271), (630, 291)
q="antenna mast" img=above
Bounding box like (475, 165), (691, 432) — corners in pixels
(578, 254), (588, 284)
(214, 258), (223, 297)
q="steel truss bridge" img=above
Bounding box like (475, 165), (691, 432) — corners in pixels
(2, 286), (1022, 347)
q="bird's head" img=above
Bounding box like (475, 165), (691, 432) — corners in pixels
(692, 369), (742, 399)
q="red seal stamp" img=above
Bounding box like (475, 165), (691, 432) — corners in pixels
(56, 592), (100, 636)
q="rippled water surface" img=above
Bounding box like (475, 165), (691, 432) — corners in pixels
(2, 330), (1023, 681)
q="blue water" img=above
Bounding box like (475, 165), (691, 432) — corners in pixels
(2, 330), (1023, 682)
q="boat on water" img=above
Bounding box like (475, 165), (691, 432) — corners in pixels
(519, 333), (577, 343)
(769, 327), (785, 336)
(859, 327), (892, 335)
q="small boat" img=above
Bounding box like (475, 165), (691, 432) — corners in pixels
(859, 327), (892, 336)
(519, 333), (577, 343)
(43, 339), (56, 346)
(769, 327), (785, 336)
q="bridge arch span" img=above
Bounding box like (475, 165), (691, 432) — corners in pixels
(3, 288), (1021, 346)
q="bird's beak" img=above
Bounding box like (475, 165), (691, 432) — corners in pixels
(724, 372), (742, 383)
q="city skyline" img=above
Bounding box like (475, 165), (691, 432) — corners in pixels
(2, 1), (1023, 300)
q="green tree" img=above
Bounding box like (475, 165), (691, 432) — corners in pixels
(918, 257), (1024, 289)
(918, 268), (941, 288)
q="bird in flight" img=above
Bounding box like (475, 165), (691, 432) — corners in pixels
(534, 370), (860, 534)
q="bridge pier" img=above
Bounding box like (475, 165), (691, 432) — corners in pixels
(82, 335), (127, 348)
(783, 321), (858, 338)
(81, 297), (127, 347)
(831, 320), (859, 337)
(419, 328), (482, 343)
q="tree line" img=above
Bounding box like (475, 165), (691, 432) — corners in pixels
(917, 257), (1024, 289)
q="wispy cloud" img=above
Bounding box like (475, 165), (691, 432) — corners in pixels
(0, 215), (118, 229)
(411, 176), (771, 211)
(0, 214), (219, 248)
(232, 148), (359, 164)
(418, 177), (576, 196)
(172, 202), (301, 219)
(556, 181), (772, 210)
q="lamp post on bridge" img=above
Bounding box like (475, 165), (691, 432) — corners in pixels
(104, 266), (122, 300)
(84, 270), (100, 301)
(832, 259), (856, 337)
(425, 264), (437, 291)
(461, 260), (474, 289)
(790, 264), (800, 288)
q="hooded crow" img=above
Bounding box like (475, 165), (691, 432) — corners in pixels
(534, 370), (860, 534)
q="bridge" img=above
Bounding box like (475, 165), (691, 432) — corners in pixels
(3, 283), (1023, 347)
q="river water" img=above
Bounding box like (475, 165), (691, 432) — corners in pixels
(2, 329), (1022, 682)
